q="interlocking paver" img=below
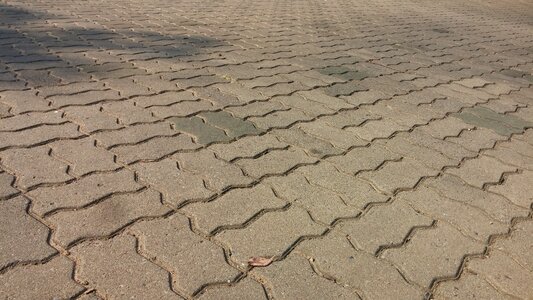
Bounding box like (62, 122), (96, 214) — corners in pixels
(131, 158), (214, 206)
(50, 138), (119, 176)
(446, 155), (517, 188)
(3, 0), (533, 297)
(426, 174), (529, 224)
(0, 146), (72, 189)
(48, 189), (171, 247)
(183, 184), (287, 235)
(382, 221), (484, 287)
(0, 256), (84, 299)
(197, 278), (267, 300)
(128, 214), (240, 296)
(265, 172), (362, 224)
(234, 147), (318, 178)
(338, 200), (434, 254)
(0, 196), (57, 269)
(295, 231), (424, 299)
(27, 169), (142, 216)
(93, 122), (177, 148)
(208, 134), (288, 161)
(174, 150), (253, 191)
(0, 123), (82, 150)
(251, 253), (362, 299)
(401, 184), (508, 242)
(70, 234), (180, 299)
(216, 206), (327, 266)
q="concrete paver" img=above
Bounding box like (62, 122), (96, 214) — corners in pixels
(1, 0), (532, 298)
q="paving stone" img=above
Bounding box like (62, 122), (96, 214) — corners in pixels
(209, 134), (288, 161)
(265, 172), (362, 224)
(0, 90), (50, 114)
(317, 109), (380, 129)
(0, 123), (82, 150)
(169, 116), (231, 144)
(226, 100), (287, 119)
(101, 100), (158, 125)
(76, 291), (104, 300)
(216, 207), (327, 266)
(326, 144), (401, 175)
(48, 90), (122, 107)
(295, 231), (424, 299)
(251, 253), (361, 299)
(406, 129), (478, 161)
(273, 95), (334, 116)
(183, 184), (287, 235)
(27, 169), (142, 216)
(133, 91), (198, 107)
(487, 170), (533, 209)
(176, 150), (252, 189)
(346, 118), (410, 141)
(297, 163), (389, 209)
(198, 111), (263, 138)
(358, 158), (439, 194)
(93, 122), (177, 148)
(0, 111), (65, 131)
(400, 184), (508, 243)
(426, 174), (529, 224)
(296, 120), (368, 150)
(235, 147), (318, 178)
(296, 90), (353, 110)
(129, 214), (239, 296)
(418, 116), (475, 139)
(338, 200), (434, 254)
(47, 189), (171, 247)
(453, 107), (530, 136)
(70, 235), (180, 299)
(0, 171), (18, 199)
(382, 222), (484, 287)
(0, 256), (84, 299)
(112, 134), (200, 164)
(272, 127), (343, 158)
(465, 250), (533, 299)
(149, 99), (216, 119)
(102, 78), (152, 97)
(197, 277), (267, 300)
(490, 220), (533, 271)
(248, 108), (314, 129)
(377, 135), (456, 170)
(0, 146), (72, 189)
(0, 196), (56, 269)
(446, 155), (517, 188)
(445, 127), (508, 152)
(132, 158), (214, 206)
(498, 138), (533, 158)
(50, 138), (119, 176)
(433, 270), (516, 300)
(63, 105), (123, 133)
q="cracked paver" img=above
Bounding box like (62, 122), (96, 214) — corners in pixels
(1, 0), (532, 298)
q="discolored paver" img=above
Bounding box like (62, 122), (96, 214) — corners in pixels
(2, 0), (533, 298)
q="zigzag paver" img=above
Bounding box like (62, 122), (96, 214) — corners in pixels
(1, 0), (533, 298)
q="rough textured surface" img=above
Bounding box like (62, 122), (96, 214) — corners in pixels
(1, 0), (533, 298)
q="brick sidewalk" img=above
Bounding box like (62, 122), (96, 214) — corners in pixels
(1, 0), (532, 299)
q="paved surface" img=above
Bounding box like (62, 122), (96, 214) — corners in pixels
(1, 0), (533, 299)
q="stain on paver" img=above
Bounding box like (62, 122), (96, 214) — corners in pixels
(169, 116), (232, 144)
(198, 111), (263, 138)
(453, 107), (532, 136)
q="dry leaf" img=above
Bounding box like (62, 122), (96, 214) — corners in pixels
(248, 256), (273, 267)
